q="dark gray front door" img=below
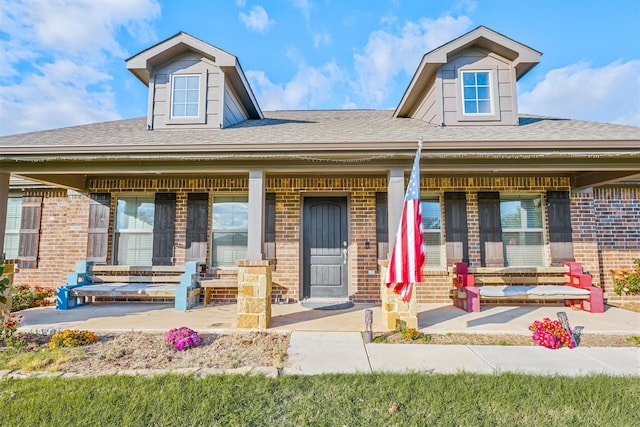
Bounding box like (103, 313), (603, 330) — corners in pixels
(303, 197), (348, 299)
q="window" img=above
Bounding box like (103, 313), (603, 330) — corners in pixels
(4, 198), (22, 259)
(264, 193), (276, 262)
(421, 197), (442, 268)
(211, 196), (248, 267)
(462, 71), (492, 114)
(375, 193), (389, 260)
(114, 196), (155, 265)
(171, 75), (200, 117)
(500, 195), (544, 266)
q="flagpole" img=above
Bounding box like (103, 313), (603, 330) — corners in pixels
(384, 136), (425, 303)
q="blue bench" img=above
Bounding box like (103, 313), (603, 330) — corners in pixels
(56, 261), (202, 311)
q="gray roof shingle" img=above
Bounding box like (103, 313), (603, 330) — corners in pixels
(0, 110), (638, 153)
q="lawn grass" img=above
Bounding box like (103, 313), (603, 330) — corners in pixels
(1, 373), (638, 426)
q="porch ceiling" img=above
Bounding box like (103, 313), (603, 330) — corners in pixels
(6, 152), (639, 191)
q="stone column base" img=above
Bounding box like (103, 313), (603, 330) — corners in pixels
(236, 260), (272, 329)
(378, 261), (418, 330)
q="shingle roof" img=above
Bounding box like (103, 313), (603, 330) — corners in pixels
(0, 110), (638, 154)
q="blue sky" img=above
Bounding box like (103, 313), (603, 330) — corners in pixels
(0, 0), (638, 136)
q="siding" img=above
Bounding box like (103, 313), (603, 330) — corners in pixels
(223, 80), (249, 127)
(413, 77), (441, 125)
(440, 47), (516, 126)
(151, 53), (223, 129)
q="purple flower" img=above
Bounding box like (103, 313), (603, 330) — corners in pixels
(165, 327), (201, 351)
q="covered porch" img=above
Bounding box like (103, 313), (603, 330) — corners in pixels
(15, 301), (640, 336)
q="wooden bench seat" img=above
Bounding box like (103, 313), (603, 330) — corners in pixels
(472, 276), (569, 285)
(200, 269), (238, 305)
(56, 261), (202, 311)
(451, 262), (604, 313)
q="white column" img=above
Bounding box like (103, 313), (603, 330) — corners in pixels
(387, 168), (405, 258)
(0, 173), (8, 258)
(247, 169), (265, 260)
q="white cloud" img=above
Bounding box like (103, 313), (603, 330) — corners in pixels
(352, 15), (472, 105)
(291, 0), (311, 22)
(519, 60), (640, 126)
(239, 6), (273, 33)
(0, 60), (120, 135)
(0, 0), (160, 136)
(313, 32), (332, 48)
(247, 62), (343, 110)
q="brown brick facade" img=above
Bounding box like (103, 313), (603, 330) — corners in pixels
(10, 175), (640, 306)
(576, 187), (640, 304)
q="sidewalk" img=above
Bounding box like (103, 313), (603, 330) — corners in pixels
(284, 331), (640, 376)
(14, 302), (640, 377)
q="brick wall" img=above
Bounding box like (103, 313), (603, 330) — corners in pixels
(13, 189), (90, 288)
(10, 175), (640, 306)
(580, 187), (640, 304)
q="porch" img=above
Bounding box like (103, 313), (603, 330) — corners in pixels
(16, 301), (640, 336)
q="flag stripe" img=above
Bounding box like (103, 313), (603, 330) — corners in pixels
(385, 146), (425, 302)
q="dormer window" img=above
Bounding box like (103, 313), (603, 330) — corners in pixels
(171, 75), (200, 118)
(462, 71), (492, 114)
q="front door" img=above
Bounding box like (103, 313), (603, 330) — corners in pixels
(302, 197), (348, 299)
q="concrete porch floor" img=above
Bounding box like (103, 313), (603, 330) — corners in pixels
(16, 301), (640, 336)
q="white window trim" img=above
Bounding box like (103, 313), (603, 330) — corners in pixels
(461, 70), (493, 115)
(166, 72), (207, 125)
(421, 195), (444, 270)
(113, 195), (155, 266)
(4, 197), (22, 260)
(500, 193), (546, 267)
(210, 195), (249, 268)
(456, 68), (500, 122)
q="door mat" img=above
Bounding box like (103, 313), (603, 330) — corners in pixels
(300, 300), (355, 311)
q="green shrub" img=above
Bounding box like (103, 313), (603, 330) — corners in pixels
(611, 258), (640, 296)
(0, 261), (9, 306)
(1, 313), (23, 348)
(400, 327), (422, 341)
(11, 284), (55, 312)
(48, 329), (98, 348)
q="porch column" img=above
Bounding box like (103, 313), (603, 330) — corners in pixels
(247, 169), (265, 260)
(387, 168), (405, 258)
(0, 173), (8, 257)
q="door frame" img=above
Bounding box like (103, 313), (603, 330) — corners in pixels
(300, 194), (350, 299)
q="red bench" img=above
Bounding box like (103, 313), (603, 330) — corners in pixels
(451, 262), (604, 313)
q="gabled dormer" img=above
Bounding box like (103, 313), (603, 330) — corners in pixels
(126, 32), (263, 130)
(394, 26), (541, 126)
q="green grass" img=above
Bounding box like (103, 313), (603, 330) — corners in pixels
(627, 335), (640, 345)
(1, 373), (638, 426)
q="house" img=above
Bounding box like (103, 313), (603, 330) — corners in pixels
(1, 26), (638, 308)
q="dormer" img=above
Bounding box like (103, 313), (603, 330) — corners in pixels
(126, 32), (263, 130)
(394, 26), (541, 126)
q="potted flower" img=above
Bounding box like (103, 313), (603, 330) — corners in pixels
(528, 317), (575, 349)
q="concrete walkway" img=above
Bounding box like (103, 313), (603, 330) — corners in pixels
(284, 331), (640, 376)
(14, 302), (640, 377)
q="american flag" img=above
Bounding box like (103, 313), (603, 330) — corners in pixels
(385, 145), (425, 302)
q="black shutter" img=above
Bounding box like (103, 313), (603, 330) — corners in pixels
(18, 195), (42, 269)
(444, 192), (469, 264)
(478, 192), (504, 267)
(87, 193), (111, 264)
(152, 193), (176, 265)
(375, 192), (389, 259)
(547, 190), (575, 266)
(185, 193), (209, 263)
(264, 193), (276, 261)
